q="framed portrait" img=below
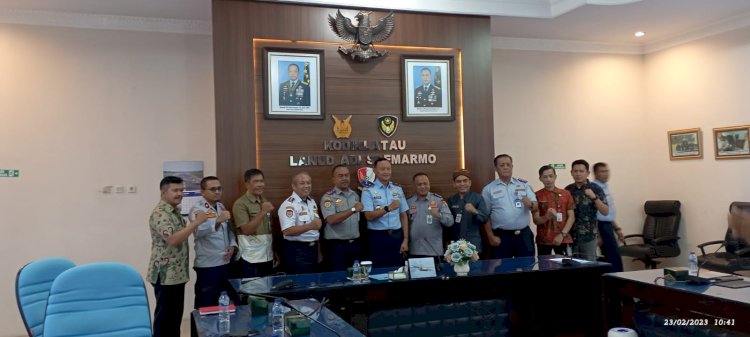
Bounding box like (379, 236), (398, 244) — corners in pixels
(263, 48), (324, 119)
(713, 125), (750, 159)
(402, 56), (454, 121)
(668, 128), (702, 160)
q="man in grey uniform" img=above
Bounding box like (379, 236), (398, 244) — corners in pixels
(407, 173), (453, 260)
(321, 165), (363, 271)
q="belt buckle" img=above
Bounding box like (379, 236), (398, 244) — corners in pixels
(348, 239), (354, 244)
(387, 229), (394, 235)
(309, 241), (315, 247)
(514, 230), (521, 235)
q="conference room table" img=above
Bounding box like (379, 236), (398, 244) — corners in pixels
(192, 298), (364, 337)
(603, 269), (750, 335)
(231, 256), (611, 337)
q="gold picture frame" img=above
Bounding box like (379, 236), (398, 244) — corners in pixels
(713, 125), (750, 159)
(668, 128), (702, 160)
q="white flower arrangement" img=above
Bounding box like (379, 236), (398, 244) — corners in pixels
(444, 239), (479, 265)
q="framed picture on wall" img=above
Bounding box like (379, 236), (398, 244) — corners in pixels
(263, 48), (324, 119)
(713, 125), (750, 159)
(402, 56), (454, 121)
(668, 128), (702, 160)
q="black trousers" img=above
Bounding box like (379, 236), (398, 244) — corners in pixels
(191, 264), (235, 337)
(282, 240), (318, 274)
(368, 229), (405, 268)
(598, 221), (624, 272)
(235, 258), (273, 278)
(152, 279), (185, 337)
(490, 226), (535, 259)
(537, 243), (572, 256)
(326, 238), (362, 271)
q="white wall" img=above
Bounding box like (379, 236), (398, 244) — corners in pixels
(493, 27), (750, 270)
(643, 26), (750, 263)
(0, 23), (214, 336)
(492, 50), (649, 270)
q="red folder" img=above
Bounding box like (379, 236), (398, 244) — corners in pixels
(198, 304), (237, 315)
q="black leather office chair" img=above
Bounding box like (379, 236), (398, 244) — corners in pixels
(620, 200), (682, 269)
(696, 202), (750, 274)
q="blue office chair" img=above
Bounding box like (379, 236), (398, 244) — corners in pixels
(43, 262), (152, 337)
(15, 257), (76, 337)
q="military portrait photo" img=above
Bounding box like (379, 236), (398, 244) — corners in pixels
(414, 67), (442, 108)
(402, 56), (454, 121)
(264, 48), (324, 120)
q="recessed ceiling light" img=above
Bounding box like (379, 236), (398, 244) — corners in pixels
(634, 31), (646, 37)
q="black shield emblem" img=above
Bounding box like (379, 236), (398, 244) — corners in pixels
(377, 115), (399, 138)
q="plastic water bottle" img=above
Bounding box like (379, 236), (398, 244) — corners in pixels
(688, 251), (699, 276)
(218, 291), (231, 333)
(271, 298), (285, 337)
(352, 260), (361, 283)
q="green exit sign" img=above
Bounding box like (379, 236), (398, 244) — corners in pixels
(549, 163), (566, 170)
(0, 169), (20, 177)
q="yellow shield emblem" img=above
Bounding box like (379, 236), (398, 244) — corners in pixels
(332, 115), (352, 139)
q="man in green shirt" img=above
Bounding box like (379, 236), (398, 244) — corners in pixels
(232, 169), (276, 277)
(147, 176), (207, 337)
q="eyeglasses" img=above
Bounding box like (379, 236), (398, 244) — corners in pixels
(207, 187), (223, 192)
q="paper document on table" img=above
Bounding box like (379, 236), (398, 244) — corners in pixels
(549, 258), (595, 264)
(369, 273), (389, 281)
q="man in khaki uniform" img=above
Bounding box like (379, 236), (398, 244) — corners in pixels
(232, 169), (276, 277)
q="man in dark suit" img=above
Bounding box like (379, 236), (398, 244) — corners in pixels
(279, 63), (310, 106)
(414, 67), (442, 107)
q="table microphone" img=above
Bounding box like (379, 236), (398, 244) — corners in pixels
(687, 243), (725, 285)
(247, 292), (342, 337)
(270, 279), (295, 291)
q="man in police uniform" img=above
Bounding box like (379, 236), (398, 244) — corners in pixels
(414, 67), (442, 108)
(407, 173), (453, 260)
(279, 63), (310, 106)
(321, 165), (363, 271)
(279, 172), (321, 274)
(481, 154), (537, 259)
(189, 176), (235, 337)
(361, 158), (410, 268)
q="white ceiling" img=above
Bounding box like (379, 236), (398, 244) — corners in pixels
(3, 0), (750, 52)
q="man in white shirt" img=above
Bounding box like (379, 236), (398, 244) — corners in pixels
(279, 172), (322, 274)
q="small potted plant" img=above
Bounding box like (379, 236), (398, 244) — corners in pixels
(444, 239), (479, 276)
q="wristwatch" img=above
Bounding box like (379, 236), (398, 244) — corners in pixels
(351, 207), (357, 213)
(383, 206), (390, 212)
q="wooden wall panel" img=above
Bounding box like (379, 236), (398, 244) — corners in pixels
(213, 0), (493, 210)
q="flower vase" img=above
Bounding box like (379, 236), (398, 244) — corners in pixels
(453, 262), (470, 276)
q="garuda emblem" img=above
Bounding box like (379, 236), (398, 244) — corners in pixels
(332, 115), (352, 139)
(377, 115), (399, 138)
(328, 10), (395, 62)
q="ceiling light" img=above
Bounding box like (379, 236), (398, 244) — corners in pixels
(634, 31), (646, 37)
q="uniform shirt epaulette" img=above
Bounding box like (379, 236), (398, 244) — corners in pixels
(286, 197), (295, 202)
(431, 193), (443, 200)
(515, 177), (528, 184)
(390, 181), (401, 187)
(406, 194), (415, 200)
(324, 189), (335, 196)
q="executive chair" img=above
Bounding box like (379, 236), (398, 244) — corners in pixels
(43, 262), (152, 337)
(620, 200), (682, 269)
(696, 202), (750, 274)
(15, 257), (76, 337)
